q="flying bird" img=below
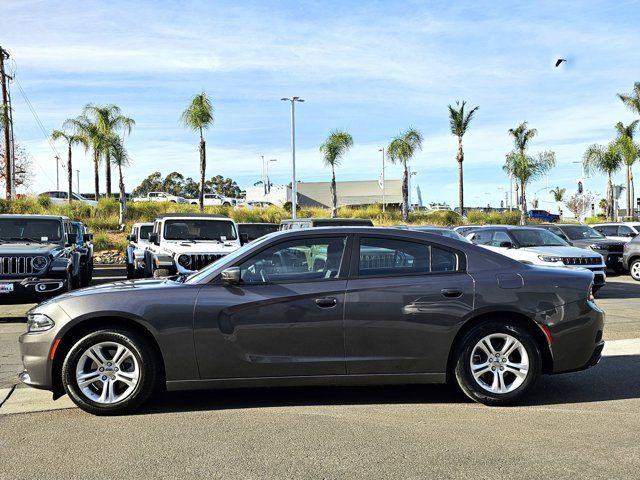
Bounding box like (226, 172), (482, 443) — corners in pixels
(555, 58), (567, 67)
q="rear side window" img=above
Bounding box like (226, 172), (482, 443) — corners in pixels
(599, 225), (618, 236)
(468, 230), (492, 245)
(358, 237), (460, 277)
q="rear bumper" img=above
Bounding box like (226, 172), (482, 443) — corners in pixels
(547, 300), (605, 374)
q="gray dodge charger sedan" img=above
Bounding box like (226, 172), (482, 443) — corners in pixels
(19, 227), (605, 415)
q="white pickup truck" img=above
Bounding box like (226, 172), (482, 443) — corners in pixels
(132, 192), (189, 204)
(143, 213), (242, 277)
(188, 193), (237, 207)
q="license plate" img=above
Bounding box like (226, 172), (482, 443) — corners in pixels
(0, 283), (14, 293)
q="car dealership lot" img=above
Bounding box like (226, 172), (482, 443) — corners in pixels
(0, 270), (639, 478)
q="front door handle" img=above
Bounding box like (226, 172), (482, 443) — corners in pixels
(315, 297), (338, 308)
(441, 288), (463, 298)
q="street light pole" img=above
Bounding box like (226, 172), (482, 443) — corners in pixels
(281, 96), (304, 219)
(55, 155), (60, 190)
(76, 169), (80, 194)
(265, 158), (276, 194)
(261, 155), (266, 195)
(378, 147), (385, 212)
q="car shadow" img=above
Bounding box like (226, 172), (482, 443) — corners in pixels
(137, 355), (640, 415)
(596, 277), (640, 299)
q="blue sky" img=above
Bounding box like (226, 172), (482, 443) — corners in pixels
(4, 0), (640, 208)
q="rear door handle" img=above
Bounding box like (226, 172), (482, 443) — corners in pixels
(441, 288), (463, 298)
(315, 297), (338, 308)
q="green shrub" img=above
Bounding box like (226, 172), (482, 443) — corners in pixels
(37, 195), (51, 208)
(585, 215), (606, 224)
(466, 210), (521, 225)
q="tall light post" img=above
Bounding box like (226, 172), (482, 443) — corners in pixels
(281, 96), (304, 219)
(265, 158), (277, 194)
(378, 147), (385, 212)
(76, 169), (80, 194)
(55, 155), (60, 190)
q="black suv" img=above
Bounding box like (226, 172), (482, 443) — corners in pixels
(530, 224), (626, 272)
(0, 214), (83, 301)
(70, 220), (94, 287)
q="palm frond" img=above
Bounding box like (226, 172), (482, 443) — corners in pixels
(181, 92), (214, 132)
(319, 129), (353, 167)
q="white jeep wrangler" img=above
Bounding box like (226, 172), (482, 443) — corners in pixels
(143, 214), (241, 277)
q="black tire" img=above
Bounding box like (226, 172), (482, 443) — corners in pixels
(61, 329), (158, 415)
(126, 262), (135, 279)
(87, 259), (94, 282)
(80, 262), (91, 287)
(454, 321), (541, 406)
(630, 259), (640, 281)
(63, 269), (73, 292)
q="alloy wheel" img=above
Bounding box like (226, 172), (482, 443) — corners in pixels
(631, 261), (640, 280)
(469, 333), (529, 394)
(75, 341), (140, 404)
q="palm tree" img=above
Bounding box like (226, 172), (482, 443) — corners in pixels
(50, 124), (87, 204)
(387, 128), (423, 221)
(614, 121), (639, 219)
(583, 142), (624, 221)
(448, 100), (479, 216)
(68, 115), (105, 202)
(505, 122), (555, 224)
(319, 130), (353, 218)
(181, 93), (214, 211)
(617, 82), (640, 115)
(83, 104), (135, 197)
(503, 151), (556, 225)
(109, 136), (130, 226)
(549, 187), (566, 215)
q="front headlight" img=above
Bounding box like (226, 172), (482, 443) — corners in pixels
(32, 255), (48, 270)
(538, 255), (563, 263)
(27, 313), (55, 333)
(589, 244), (605, 251)
(177, 254), (192, 268)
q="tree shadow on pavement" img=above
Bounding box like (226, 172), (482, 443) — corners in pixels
(138, 355), (640, 415)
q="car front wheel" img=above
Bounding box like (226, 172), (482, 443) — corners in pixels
(454, 321), (541, 406)
(630, 259), (640, 281)
(61, 329), (158, 415)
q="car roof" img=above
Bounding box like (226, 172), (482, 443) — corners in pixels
(155, 213), (231, 220)
(265, 226), (469, 240)
(0, 214), (69, 220)
(133, 222), (153, 227)
(237, 222), (278, 226)
(280, 217), (373, 224)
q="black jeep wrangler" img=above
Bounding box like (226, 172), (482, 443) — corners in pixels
(0, 214), (83, 302)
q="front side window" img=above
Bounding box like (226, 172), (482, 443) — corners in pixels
(561, 225), (604, 240)
(238, 237), (347, 284)
(163, 220), (237, 241)
(358, 237), (459, 277)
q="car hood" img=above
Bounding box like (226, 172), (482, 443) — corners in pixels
(521, 245), (601, 258)
(161, 241), (240, 255)
(570, 238), (621, 248)
(0, 243), (61, 255)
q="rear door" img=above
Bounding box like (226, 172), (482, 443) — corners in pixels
(344, 234), (474, 375)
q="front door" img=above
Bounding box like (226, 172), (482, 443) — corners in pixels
(344, 235), (474, 375)
(194, 235), (350, 379)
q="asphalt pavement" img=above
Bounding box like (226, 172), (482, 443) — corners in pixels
(0, 268), (638, 479)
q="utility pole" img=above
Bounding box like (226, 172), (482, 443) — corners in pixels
(76, 169), (80, 194)
(55, 155), (60, 190)
(378, 147), (385, 212)
(281, 96), (304, 219)
(0, 46), (12, 199)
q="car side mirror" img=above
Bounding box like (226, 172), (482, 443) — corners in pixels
(499, 241), (514, 249)
(221, 267), (241, 285)
(240, 233), (249, 245)
(83, 233), (93, 242)
(67, 233), (78, 246)
(126, 234), (136, 242)
(148, 233), (159, 245)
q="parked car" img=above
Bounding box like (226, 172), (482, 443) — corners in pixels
(18, 226), (604, 415)
(466, 225), (606, 292)
(40, 191), (98, 208)
(623, 235), (640, 281)
(70, 220), (94, 287)
(132, 192), (189, 204)
(453, 225), (483, 236)
(394, 225), (471, 243)
(235, 200), (275, 209)
(527, 209), (560, 223)
(189, 193), (237, 207)
(591, 222), (640, 243)
(0, 214), (83, 301)
(237, 223), (279, 244)
(280, 217), (374, 230)
(530, 224), (626, 273)
(143, 213), (241, 277)
(125, 222), (153, 279)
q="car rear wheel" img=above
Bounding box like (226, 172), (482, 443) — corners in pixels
(454, 321), (541, 406)
(630, 259), (640, 281)
(62, 329), (158, 415)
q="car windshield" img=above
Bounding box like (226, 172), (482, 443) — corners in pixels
(238, 224), (279, 241)
(510, 229), (568, 247)
(139, 225), (153, 240)
(560, 225), (605, 240)
(163, 219), (237, 241)
(0, 218), (62, 242)
(415, 228), (471, 243)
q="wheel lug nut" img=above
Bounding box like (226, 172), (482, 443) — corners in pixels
(114, 367), (118, 371)
(500, 366), (504, 371)
(107, 362), (112, 366)
(101, 376), (107, 380)
(502, 358), (507, 363)
(491, 366), (496, 371)
(99, 367), (104, 372)
(489, 358), (493, 363)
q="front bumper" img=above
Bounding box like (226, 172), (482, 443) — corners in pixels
(547, 299), (605, 374)
(18, 329), (59, 391)
(0, 276), (68, 301)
